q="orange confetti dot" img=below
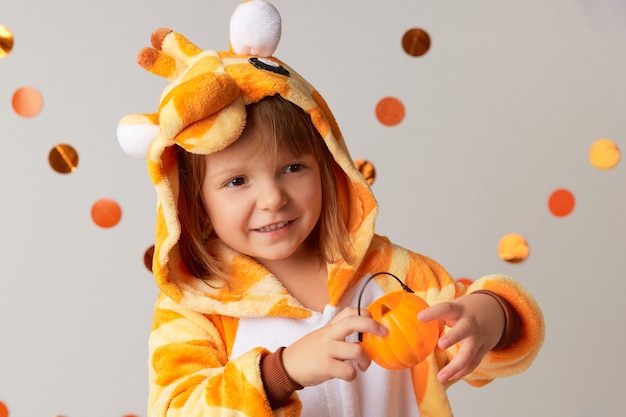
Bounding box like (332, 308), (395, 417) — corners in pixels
(498, 233), (530, 263)
(589, 138), (620, 170)
(12, 86), (43, 117)
(0, 401), (8, 417)
(375, 97), (405, 127)
(455, 277), (474, 286)
(548, 188), (575, 217)
(91, 198), (122, 228)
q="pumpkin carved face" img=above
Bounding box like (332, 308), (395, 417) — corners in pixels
(358, 273), (440, 370)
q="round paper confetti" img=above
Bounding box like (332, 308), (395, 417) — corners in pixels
(498, 233), (530, 263)
(375, 97), (405, 127)
(548, 188), (575, 217)
(144, 245), (155, 272)
(91, 198), (122, 228)
(0, 25), (14, 58)
(0, 401), (8, 417)
(12, 87), (43, 117)
(49, 144), (79, 174)
(589, 138), (620, 170)
(402, 28), (431, 57)
(455, 277), (474, 286)
(354, 159), (376, 185)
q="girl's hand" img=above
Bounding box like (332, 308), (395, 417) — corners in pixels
(282, 307), (387, 387)
(418, 293), (505, 383)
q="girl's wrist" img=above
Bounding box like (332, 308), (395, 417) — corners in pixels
(471, 290), (521, 351)
(260, 346), (303, 409)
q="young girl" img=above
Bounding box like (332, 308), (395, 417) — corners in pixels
(117, 1), (544, 416)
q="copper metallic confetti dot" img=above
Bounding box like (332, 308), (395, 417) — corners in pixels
(0, 25), (14, 58)
(144, 245), (155, 272)
(498, 233), (530, 263)
(589, 138), (620, 170)
(354, 159), (376, 185)
(12, 86), (43, 117)
(402, 28), (431, 57)
(548, 188), (575, 217)
(91, 198), (122, 228)
(49, 144), (79, 174)
(375, 97), (405, 127)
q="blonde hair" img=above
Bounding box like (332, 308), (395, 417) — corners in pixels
(176, 95), (352, 282)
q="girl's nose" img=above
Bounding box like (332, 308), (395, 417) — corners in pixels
(258, 180), (288, 211)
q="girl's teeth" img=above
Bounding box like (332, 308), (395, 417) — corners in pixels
(258, 221), (288, 232)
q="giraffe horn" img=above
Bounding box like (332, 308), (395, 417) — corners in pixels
(137, 47), (181, 80)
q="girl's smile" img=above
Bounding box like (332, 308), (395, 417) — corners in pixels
(254, 220), (293, 233)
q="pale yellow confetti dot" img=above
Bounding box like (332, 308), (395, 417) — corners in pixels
(498, 233), (530, 263)
(589, 138), (620, 170)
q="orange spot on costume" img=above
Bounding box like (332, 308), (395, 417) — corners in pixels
(117, 1), (545, 416)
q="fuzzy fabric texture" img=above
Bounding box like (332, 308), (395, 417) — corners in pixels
(118, 1), (545, 416)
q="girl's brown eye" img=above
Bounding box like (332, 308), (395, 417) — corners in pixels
(226, 177), (246, 187)
(284, 163), (304, 173)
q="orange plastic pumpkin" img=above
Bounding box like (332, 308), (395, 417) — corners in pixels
(361, 290), (439, 370)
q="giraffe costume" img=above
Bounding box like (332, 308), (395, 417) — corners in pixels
(117, 1), (545, 416)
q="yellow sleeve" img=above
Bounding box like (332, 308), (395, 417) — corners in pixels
(148, 293), (302, 417)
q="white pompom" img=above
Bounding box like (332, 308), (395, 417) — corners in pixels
(230, 0), (281, 57)
(117, 122), (160, 159)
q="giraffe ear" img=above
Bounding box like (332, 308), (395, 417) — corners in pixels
(117, 113), (160, 159)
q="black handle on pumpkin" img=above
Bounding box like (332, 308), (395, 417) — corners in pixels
(356, 271), (415, 342)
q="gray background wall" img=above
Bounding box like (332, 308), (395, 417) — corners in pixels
(1, 0), (625, 416)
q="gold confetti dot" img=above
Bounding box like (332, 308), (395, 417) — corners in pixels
(589, 138), (620, 170)
(49, 144), (79, 174)
(498, 233), (530, 263)
(354, 159), (376, 185)
(0, 25), (14, 58)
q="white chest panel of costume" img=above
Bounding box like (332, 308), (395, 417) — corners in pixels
(231, 275), (420, 417)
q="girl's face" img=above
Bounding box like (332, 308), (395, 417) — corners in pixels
(201, 126), (323, 265)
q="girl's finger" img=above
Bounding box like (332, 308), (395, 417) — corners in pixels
(329, 315), (387, 340)
(438, 318), (472, 349)
(418, 301), (460, 323)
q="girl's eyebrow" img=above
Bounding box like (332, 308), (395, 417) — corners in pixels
(206, 167), (242, 180)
